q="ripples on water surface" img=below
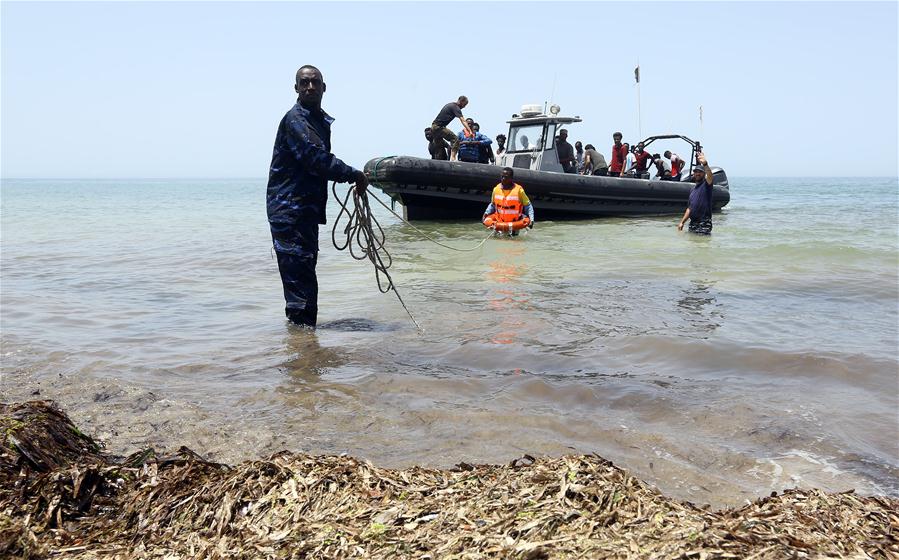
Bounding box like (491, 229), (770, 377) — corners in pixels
(2, 177), (897, 506)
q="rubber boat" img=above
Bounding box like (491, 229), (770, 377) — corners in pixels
(365, 104), (730, 221)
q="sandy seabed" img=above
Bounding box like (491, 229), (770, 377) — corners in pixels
(1, 401), (897, 559)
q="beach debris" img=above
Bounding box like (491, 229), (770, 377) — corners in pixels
(1, 400), (896, 559)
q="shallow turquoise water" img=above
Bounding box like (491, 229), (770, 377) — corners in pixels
(1, 177), (897, 506)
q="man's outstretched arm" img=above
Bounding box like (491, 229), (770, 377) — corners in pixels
(698, 152), (713, 185)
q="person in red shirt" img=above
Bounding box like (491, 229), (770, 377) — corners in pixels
(632, 142), (653, 178)
(609, 132), (628, 177)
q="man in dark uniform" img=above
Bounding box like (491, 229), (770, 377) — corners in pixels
(677, 152), (715, 235)
(266, 65), (368, 327)
(430, 96), (473, 161)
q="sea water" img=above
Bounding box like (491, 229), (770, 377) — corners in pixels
(1, 177), (897, 506)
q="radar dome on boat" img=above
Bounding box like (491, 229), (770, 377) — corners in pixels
(519, 104), (542, 117)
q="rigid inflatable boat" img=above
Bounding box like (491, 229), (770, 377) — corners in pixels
(366, 105), (730, 221)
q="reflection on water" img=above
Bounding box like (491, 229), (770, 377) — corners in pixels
(486, 243), (528, 347)
(676, 280), (722, 336)
(278, 328), (347, 379)
(318, 318), (401, 332)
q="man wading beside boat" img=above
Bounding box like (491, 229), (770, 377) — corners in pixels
(266, 65), (368, 327)
(677, 153), (715, 235)
(482, 167), (535, 232)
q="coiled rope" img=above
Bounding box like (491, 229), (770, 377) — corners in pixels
(331, 167), (494, 331)
(331, 180), (422, 330)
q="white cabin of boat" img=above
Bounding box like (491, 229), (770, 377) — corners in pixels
(496, 104), (582, 173)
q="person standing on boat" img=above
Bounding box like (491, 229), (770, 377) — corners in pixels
(266, 65), (368, 328)
(556, 129), (577, 173)
(493, 134), (507, 164)
(677, 153), (715, 235)
(574, 141), (585, 172)
(621, 143), (636, 177)
(483, 167), (535, 229)
(495, 134), (507, 155)
(609, 132), (628, 177)
(431, 96), (473, 161)
(582, 144), (608, 175)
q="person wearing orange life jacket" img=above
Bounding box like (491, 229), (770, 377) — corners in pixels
(482, 167), (535, 229)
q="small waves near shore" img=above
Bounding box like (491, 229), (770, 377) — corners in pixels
(1, 177), (897, 508)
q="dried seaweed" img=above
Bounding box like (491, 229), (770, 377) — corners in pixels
(2, 401), (896, 559)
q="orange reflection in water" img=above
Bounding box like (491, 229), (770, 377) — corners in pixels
(486, 245), (529, 346)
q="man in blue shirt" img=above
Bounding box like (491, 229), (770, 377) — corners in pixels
(457, 122), (493, 163)
(266, 65), (368, 327)
(677, 153), (714, 235)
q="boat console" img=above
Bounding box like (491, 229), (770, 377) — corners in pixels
(497, 104), (582, 173)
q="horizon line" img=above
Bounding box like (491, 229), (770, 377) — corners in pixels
(3, 176), (898, 181)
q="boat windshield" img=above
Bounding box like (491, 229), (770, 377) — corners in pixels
(507, 124), (546, 153)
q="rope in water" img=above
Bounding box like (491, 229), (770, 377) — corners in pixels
(331, 175), (496, 331)
(331, 180), (423, 331)
(331, 156), (502, 331)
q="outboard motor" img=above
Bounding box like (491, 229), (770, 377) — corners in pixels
(711, 168), (728, 188)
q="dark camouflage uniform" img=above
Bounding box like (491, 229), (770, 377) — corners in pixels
(267, 103), (359, 326)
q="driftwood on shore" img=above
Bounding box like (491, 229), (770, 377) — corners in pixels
(1, 401), (897, 559)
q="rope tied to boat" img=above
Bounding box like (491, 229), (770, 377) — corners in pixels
(365, 155), (494, 251)
(366, 192), (494, 252)
(331, 156), (505, 331)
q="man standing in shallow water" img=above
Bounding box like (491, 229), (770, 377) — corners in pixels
(677, 153), (715, 235)
(266, 65), (368, 327)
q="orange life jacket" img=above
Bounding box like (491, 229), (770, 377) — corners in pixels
(493, 183), (524, 223)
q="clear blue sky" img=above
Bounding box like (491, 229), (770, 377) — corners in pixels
(2, 1), (896, 178)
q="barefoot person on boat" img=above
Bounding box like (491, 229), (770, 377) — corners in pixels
(482, 167), (535, 233)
